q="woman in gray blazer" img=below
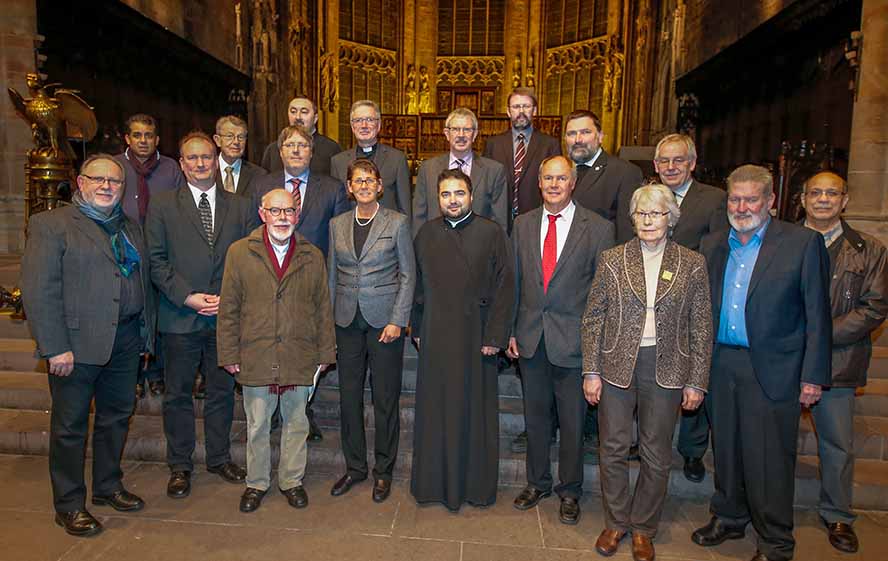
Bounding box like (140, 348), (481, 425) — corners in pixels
(581, 184), (713, 561)
(327, 159), (415, 503)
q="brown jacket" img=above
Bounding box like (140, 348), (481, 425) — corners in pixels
(581, 238), (713, 390)
(829, 221), (888, 387)
(217, 227), (336, 387)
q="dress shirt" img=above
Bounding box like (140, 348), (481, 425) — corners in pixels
(187, 183), (216, 230)
(446, 211), (473, 228)
(270, 238), (290, 267)
(283, 169), (310, 211)
(448, 152), (473, 177)
(539, 201), (576, 262)
(218, 154), (242, 190)
(672, 179), (692, 207)
(717, 219), (771, 346)
(804, 220), (844, 248)
(640, 240), (666, 347)
(511, 127), (533, 159)
(578, 147), (603, 170)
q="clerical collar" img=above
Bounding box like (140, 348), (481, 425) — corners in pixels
(579, 147), (603, 168)
(804, 219), (844, 248)
(356, 143), (378, 159)
(446, 211), (474, 229)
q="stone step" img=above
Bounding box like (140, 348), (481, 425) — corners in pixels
(0, 314), (29, 339)
(0, 339), (40, 372)
(856, 378), (888, 416)
(869, 346), (888, 379)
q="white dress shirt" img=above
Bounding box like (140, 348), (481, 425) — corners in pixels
(218, 154), (242, 191)
(188, 183), (216, 230)
(270, 238), (290, 266)
(539, 201), (576, 262)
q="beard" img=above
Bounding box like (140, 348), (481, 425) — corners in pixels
(728, 209), (767, 233)
(569, 144), (595, 163)
(268, 223), (295, 244)
(443, 205), (470, 221)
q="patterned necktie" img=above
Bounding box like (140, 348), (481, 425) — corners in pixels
(289, 177), (302, 215)
(452, 158), (466, 173)
(513, 134), (526, 218)
(198, 192), (214, 248)
(542, 213), (560, 293)
(223, 166), (235, 193)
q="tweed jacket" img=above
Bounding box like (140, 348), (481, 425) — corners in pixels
(581, 238), (713, 390)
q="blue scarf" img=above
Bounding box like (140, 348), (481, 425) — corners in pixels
(72, 190), (141, 278)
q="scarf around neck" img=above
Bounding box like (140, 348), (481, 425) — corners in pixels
(126, 148), (160, 223)
(72, 190), (141, 277)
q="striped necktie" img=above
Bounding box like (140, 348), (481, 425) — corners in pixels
(513, 134), (527, 217)
(289, 177), (302, 214)
(198, 193), (214, 248)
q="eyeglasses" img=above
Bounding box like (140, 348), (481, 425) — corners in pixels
(219, 133), (248, 142)
(349, 178), (380, 187)
(445, 127), (476, 135)
(281, 142), (311, 151)
(805, 189), (846, 199)
(633, 210), (670, 220)
(82, 174), (124, 187)
(654, 157), (691, 166)
(263, 207), (298, 217)
(350, 117), (379, 125)
(509, 104), (534, 111)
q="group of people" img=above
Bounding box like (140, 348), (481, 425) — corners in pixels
(20, 87), (888, 561)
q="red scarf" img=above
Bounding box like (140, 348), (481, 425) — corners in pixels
(126, 149), (160, 223)
(262, 228), (300, 395)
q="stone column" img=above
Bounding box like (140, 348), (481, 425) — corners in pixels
(845, 0), (888, 244)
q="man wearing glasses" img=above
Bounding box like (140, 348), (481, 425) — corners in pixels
(213, 115), (266, 197)
(331, 100), (412, 218)
(260, 96), (341, 176)
(412, 107), (508, 236)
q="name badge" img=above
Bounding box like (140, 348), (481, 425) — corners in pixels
(661, 270), (674, 281)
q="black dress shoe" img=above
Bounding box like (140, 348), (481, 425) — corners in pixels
(281, 485), (308, 508)
(825, 521), (859, 553)
(55, 510), (103, 537)
(330, 474), (365, 496)
(683, 456), (706, 483)
(239, 487), (267, 513)
(308, 416), (323, 441)
(513, 486), (551, 510)
(92, 489), (145, 512)
(692, 516), (746, 546)
(510, 430), (528, 453)
(207, 462), (246, 483)
(372, 479), (391, 503)
(559, 497), (580, 525)
(192, 373), (206, 399)
(135, 382), (145, 400)
(148, 380), (165, 396)
(167, 470), (192, 499)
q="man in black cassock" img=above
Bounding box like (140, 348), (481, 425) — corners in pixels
(410, 168), (515, 511)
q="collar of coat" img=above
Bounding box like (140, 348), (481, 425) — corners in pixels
(245, 225), (315, 280)
(622, 237), (683, 305)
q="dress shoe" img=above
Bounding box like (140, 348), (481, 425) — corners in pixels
(510, 430), (528, 453)
(749, 553), (772, 561)
(281, 485), (308, 508)
(595, 528), (627, 556)
(825, 521), (858, 553)
(148, 380), (165, 396)
(239, 487), (267, 513)
(559, 497), (580, 525)
(330, 474), (365, 496)
(692, 516), (746, 546)
(372, 479), (392, 503)
(135, 382), (145, 400)
(92, 489), (145, 512)
(55, 510), (103, 537)
(512, 486), (551, 510)
(632, 533), (655, 561)
(683, 456), (705, 483)
(308, 416), (323, 441)
(207, 462), (246, 483)
(167, 470), (192, 499)
(192, 373), (206, 399)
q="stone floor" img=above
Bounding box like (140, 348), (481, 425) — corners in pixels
(1, 455), (886, 561)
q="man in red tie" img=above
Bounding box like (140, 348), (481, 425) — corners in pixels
(506, 155), (615, 524)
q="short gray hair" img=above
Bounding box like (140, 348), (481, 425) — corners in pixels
(727, 164), (773, 197)
(445, 107), (478, 131)
(215, 115), (247, 134)
(654, 133), (697, 161)
(629, 183), (681, 229)
(349, 100), (380, 120)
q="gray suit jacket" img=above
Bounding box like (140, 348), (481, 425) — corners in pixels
(330, 144), (412, 220)
(512, 203), (615, 368)
(411, 152), (508, 237)
(21, 205), (156, 364)
(327, 207), (415, 328)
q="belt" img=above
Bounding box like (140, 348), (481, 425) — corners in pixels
(717, 343), (748, 351)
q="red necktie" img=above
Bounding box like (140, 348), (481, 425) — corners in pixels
(288, 177), (302, 218)
(542, 214), (560, 293)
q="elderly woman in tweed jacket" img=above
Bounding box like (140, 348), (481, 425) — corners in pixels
(581, 183), (713, 561)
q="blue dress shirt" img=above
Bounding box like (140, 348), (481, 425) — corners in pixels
(717, 219), (770, 346)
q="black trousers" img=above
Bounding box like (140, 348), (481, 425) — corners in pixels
(162, 329), (234, 472)
(677, 398), (710, 459)
(708, 345), (800, 561)
(48, 317), (141, 512)
(335, 309), (404, 481)
(138, 335), (163, 384)
(519, 341), (586, 498)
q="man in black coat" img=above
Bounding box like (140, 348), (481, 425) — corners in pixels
(260, 96), (341, 177)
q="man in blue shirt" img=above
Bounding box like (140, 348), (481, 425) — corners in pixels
(693, 165), (832, 561)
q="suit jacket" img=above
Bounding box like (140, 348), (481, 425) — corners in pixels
(572, 150), (643, 243)
(670, 180), (728, 251)
(21, 205), (156, 364)
(261, 132), (342, 176)
(145, 186), (256, 334)
(412, 152), (508, 237)
(252, 171), (350, 256)
(699, 219), (832, 400)
(330, 143), (412, 219)
(327, 207), (416, 329)
(512, 204), (614, 368)
(214, 159), (267, 200)
(483, 129), (562, 233)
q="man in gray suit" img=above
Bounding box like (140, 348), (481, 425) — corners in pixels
(331, 100), (411, 218)
(507, 155), (615, 525)
(213, 114), (266, 198)
(412, 107), (508, 236)
(22, 154), (156, 537)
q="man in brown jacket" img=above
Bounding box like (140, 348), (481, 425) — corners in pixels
(218, 188), (336, 513)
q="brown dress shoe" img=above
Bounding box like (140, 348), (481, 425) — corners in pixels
(632, 534), (655, 561)
(595, 528), (626, 556)
(825, 521), (858, 553)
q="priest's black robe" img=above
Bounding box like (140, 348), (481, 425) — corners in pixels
(409, 213), (515, 510)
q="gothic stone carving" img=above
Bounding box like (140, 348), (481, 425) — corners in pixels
(544, 37), (609, 75)
(435, 57), (505, 86)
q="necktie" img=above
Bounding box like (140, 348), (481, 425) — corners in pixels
(198, 193), (214, 248)
(542, 213), (560, 293)
(223, 166), (235, 193)
(513, 134), (526, 218)
(452, 158), (466, 173)
(289, 177), (302, 215)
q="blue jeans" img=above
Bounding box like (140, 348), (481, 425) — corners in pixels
(243, 385), (311, 491)
(810, 386), (857, 525)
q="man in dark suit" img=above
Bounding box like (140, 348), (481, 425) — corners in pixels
(507, 155), (614, 525)
(692, 165), (832, 561)
(483, 87), (561, 234)
(213, 115), (266, 198)
(146, 132), (255, 500)
(331, 100), (411, 218)
(22, 154), (156, 537)
(564, 110), (643, 242)
(412, 107), (508, 236)
(651, 133), (727, 483)
(260, 96), (341, 176)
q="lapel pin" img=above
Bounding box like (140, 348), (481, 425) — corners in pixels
(661, 270), (674, 281)
(594, 165), (602, 171)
